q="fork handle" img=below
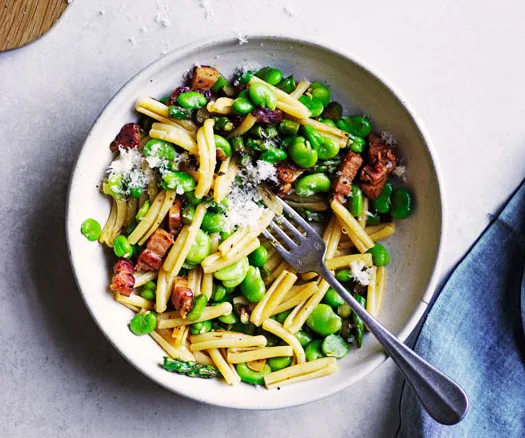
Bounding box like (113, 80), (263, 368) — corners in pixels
(320, 267), (468, 425)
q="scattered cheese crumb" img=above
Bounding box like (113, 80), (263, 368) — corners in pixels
(222, 161), (277, 231)
(199, 0), (214, 21)
(349, 261), (373, 286)
(98, 10), (105, 16)
(155, 11), (171, 27)
(108, 148), (142, 176)
(107, 148), (149, 196)
(140, 25), (149, 34)
(223, 185), (266, 232)
(245, 160), (278, 184)
(381, 131), (397, 146)
(234, 32), (249, 45)
(128, 37), (137, 46)
(283, 5), (295, 17)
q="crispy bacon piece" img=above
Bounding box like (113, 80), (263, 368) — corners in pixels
(171, 276), (193, 318)
(191, 66), (220, 90)
(110, 259), (135, 297)
(135, 229), (174, 271)
(332, 151), (363, 203)
(368, 134), (397, 172)
(168, 198), (183, 236)
(109, 123), (141, 152)
(274, 162), (303, 195)
(359, 135), (397, 199)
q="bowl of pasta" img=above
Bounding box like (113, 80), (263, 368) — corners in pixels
(66, 35), (444, 409)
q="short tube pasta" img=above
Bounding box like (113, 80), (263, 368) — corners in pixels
(91, 62), (412, 390)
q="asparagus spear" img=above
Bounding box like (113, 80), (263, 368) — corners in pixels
(352, 294), (366, 348)
(163, 357), (219, 379)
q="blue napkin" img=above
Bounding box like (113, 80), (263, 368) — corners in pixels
(397, 179), (525, 437)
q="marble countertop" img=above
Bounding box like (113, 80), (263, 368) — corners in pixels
(1, 0), (524, 436)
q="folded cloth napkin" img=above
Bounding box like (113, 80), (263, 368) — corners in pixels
(397, 179), (525, 438)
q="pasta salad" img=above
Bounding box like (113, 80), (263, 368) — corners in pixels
(81, 64), (413, 389)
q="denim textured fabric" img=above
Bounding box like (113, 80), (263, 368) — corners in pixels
(398, 179), (525, 438)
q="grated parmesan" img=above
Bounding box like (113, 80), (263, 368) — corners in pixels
(283, 5), (295, 17)
(199, 0), (214, 21)
(349, 261), (373, 286)
(244, 160), (278, 184)
(234, 32), (248, 45)
(108, 148), (142, 176)
(222, 161), (277, 232)
(107, 148), (149, 197)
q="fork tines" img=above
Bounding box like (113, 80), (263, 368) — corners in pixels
(262, 197), (322, 257)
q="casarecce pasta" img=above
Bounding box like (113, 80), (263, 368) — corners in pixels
(80, 64), (414, 388)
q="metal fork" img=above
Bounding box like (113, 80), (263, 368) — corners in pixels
(263, 198), (468, 425)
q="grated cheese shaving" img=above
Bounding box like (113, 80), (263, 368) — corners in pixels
(222, 161), (277, 232)
(108, 148), (142, 176)
(107, 148), (149, 197)
(199, 0), (214, 21)
(283, 5), (295, 16)
(349, 261), (373, 286)
(234, 32), (248, 45)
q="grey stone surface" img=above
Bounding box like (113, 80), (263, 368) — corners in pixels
(1, 1), (524, 437)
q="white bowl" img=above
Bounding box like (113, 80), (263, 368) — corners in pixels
(66, 35), (445, 409)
